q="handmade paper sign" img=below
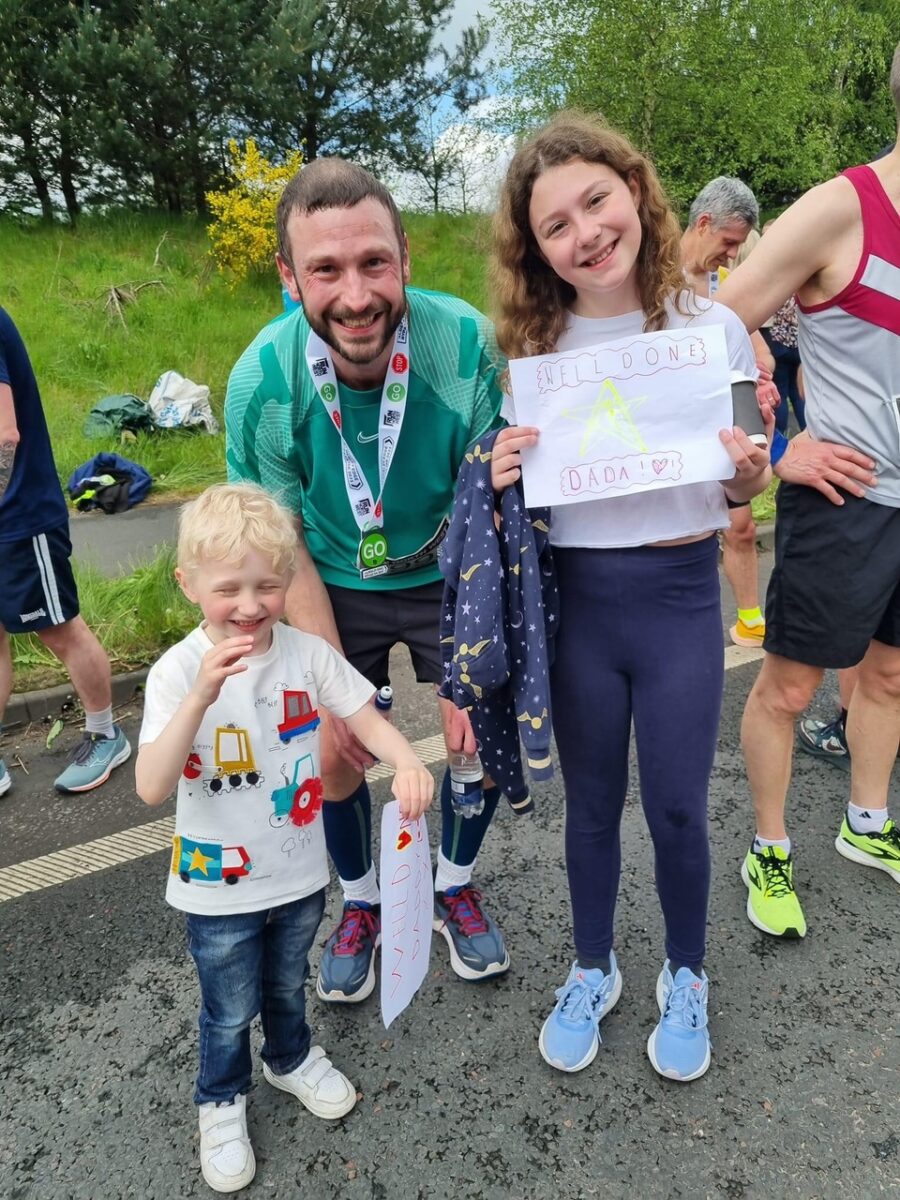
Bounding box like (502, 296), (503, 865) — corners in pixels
(508, 324), (736, 508)
(379, 801), (433, 1028)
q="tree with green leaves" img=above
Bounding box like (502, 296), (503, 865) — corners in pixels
(239, 0), (487, 167)
(490, 0), (897, 214)
(0, 0), (91, 222)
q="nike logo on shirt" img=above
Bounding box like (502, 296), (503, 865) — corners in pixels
(357, 431), (379, 444)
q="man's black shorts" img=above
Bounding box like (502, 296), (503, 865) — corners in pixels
(0, 523), (80, 634)
(325, 580), (443, 687)
(764, 483), (900, 668)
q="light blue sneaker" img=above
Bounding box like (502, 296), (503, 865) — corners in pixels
(647, 962), (711, 1082)
(54, 725), (131, 793)
(0, 757), (10, 797)
(539, 954), (622, 1072)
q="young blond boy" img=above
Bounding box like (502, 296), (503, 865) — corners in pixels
(135, 483), (433, 1193)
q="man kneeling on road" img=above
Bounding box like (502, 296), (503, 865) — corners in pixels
(225, 158), (509, 1003)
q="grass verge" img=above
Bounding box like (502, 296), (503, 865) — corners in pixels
(10, 550), (196, 694)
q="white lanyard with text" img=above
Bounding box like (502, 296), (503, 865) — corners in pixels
(305, 317), (410, 579)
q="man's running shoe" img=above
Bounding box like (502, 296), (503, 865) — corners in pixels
(797, 715), (849, 771)
(835, 816), (900, 884)
(647, 962), (711, 1082)
(741, 845), (807, 938)
(0, 758), (10, 797)
(54, 725), (131, 793)
(433, 886), (510, 980)
(539, 955), (622, 1073)
(729, 618), (765, 648)
(316, 901), (380, 1003)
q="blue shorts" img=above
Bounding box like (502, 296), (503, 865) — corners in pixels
(0, 523), (80, 633)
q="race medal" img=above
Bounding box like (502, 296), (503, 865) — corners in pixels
(306, 316), (409, 580)
(359, 529), (389, 575)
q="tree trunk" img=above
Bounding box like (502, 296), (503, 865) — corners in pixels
(20, 124), (54, 221)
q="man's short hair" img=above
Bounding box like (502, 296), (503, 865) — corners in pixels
(688, 176), (759, 231)
(891, 41), (900, 118)
(177, 483), (298, 577)
(276, 158), (406, 265)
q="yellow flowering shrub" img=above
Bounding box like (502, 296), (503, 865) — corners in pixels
(206, 140), (303, 283)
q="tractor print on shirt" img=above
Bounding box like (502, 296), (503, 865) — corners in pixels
(270, 753), (323, 828)
(200, 724), (265, 795)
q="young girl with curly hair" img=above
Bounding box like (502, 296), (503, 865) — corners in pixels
(491, 112), (771, 1081)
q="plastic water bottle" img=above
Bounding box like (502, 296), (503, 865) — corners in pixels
(374, 686), (394, 720)
(449, 751), (485, 819)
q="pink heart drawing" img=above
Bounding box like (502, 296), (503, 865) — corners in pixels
(652, 458), (667, 475)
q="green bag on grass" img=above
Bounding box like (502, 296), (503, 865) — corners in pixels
(83, 394), (154, 438)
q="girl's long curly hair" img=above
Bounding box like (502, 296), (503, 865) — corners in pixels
(491, 112), (687, 360)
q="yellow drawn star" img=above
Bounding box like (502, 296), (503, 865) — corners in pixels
(189, 846), (215, 876)
(561, 379), (649, 456)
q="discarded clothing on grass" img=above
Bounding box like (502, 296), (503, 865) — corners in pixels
(83, 393), (154, 438)
(68, 452), (153, 513)
(149, 370), (219, 433)
(438, 428), (560, 815)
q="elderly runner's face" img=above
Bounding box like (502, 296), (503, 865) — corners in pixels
(698, 217), (750, 272)
(280, 198), (410, 371)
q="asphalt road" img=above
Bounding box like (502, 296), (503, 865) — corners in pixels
(2, 512), (897, 1198)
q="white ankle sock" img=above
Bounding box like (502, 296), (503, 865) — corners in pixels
(85, 707), (115, 739)
(753, 834), (791, 856)
(434, 850), (473, 894)
(339, 865), (380, 907)
(847, 803), (888, 834)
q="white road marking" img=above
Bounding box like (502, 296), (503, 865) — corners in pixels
(1, 654), (763, 904)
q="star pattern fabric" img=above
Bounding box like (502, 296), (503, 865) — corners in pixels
(438, 429), (560, 814)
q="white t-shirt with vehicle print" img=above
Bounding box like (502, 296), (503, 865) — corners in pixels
(140, 622), (374, 916)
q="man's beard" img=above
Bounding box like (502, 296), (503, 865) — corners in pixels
(305, 295), (406, 367)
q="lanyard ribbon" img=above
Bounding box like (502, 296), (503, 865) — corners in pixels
(306, 318), (410, 576)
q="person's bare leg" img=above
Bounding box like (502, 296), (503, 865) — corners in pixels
(38, 617), (112, 712)
(723, 505), (760, 610)
(741, 653), (823, 839)
(846, 641), (900, 815)
(837, 665), (859, 712)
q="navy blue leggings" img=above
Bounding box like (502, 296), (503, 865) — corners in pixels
(550, 536), (724, 966)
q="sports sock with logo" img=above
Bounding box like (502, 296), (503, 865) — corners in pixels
(847, 802), (888, 834)
(753, 834), (791, 856)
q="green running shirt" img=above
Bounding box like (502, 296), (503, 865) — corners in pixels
(225, 287), (504, 590)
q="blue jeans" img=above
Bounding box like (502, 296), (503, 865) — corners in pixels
(185, 889), (326, 1105)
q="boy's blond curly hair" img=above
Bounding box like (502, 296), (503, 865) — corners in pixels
(177, 483), (298, 577)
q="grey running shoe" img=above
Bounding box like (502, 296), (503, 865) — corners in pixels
(316, 901), (380, 1003)
(433, 886), (510, 980)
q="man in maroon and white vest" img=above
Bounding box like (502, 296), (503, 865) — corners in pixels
(717, 42), (900, 941)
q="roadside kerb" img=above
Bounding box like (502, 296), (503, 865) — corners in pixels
(5, 668), (148, 728)
(5, 521), (775, 727)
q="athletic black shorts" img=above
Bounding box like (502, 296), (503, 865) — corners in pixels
(325, 579), (443, 687)
(765, 482), (900, 668)
(0, 523), (80, 634)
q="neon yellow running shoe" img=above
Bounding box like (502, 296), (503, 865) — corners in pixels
(741, 845), (807, 938)
(835, 817), (900, 884)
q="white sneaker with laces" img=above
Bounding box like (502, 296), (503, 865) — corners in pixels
(198, 1093), (256, 1193)
(263, 1044), (356, 1119)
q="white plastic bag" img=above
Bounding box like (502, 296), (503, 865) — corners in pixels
(148, 370), (219, 434)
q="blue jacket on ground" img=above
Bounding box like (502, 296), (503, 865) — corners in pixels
(438, 429), (559, 814)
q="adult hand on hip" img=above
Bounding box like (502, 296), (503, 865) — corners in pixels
(774, 430), (876, 505)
